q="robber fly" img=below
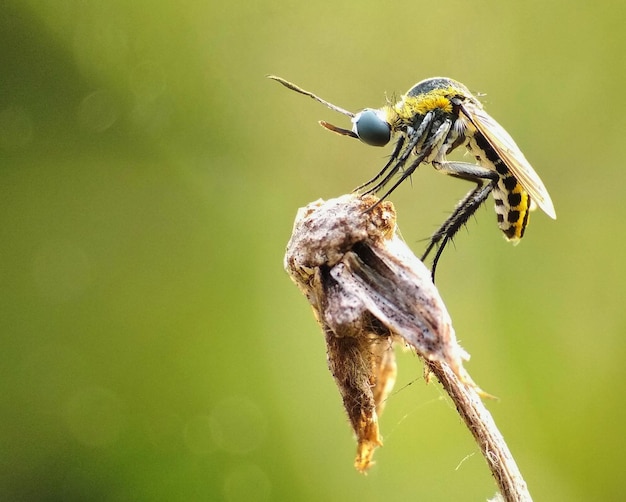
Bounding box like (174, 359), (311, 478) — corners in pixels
(269, 75), (556, 279)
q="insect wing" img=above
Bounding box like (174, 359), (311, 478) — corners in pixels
(461, 103), (556, 219)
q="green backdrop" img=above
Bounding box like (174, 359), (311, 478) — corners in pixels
(2, 1), (625, 500)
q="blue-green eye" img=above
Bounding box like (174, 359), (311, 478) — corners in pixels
(352, 109), (391, 147)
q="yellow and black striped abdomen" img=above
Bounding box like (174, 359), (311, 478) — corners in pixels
(493, 172), (531, 241)
(469, 133), (531, 242)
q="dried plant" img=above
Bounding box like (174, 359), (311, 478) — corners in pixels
(284, 194), (531, 501)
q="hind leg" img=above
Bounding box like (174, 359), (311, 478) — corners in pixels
(423, 162), (499, 281)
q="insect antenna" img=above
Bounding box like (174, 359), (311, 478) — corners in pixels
(267, 75), (355, 118)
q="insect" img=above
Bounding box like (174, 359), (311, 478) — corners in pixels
(269, 75), (556, 279)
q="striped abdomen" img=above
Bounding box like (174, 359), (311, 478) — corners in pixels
(469, 133), (531, 241)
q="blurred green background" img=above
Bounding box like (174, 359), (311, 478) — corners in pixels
(1, 1), (625, 500)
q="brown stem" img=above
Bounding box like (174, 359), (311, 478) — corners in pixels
(424, 359), (532, 502)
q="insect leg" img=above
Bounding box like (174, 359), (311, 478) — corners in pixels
(353, 136), (405, 193)
(371, 150), (428, 201)
(359, 112), (436, 197)
(361, 130), (424, 197)
(374, 120), (456, 201)
(422, 162), (499, 280)
(365, 115), (453, 201)
(433, 161), (498, 180)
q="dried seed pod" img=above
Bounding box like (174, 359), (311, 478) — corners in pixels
(284, 194), (479, 471)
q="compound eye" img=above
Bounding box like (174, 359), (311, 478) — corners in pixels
(352, 109), (391, 147)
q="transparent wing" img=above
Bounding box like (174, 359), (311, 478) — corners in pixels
(461, 103), (556, 219)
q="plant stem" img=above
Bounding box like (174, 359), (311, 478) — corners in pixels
(424, 359), (532, 502)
